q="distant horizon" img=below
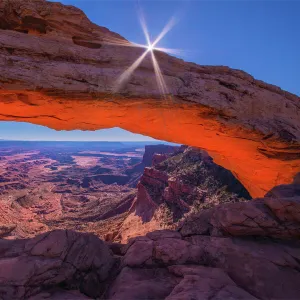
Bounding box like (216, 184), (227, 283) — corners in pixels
(0, 139), (169, 143)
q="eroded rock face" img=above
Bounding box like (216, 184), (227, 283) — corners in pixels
(0, 0), (300, 197)
(118, 147), (251, 242)
(185, 235), (300, 300)
(142, 145), (179, 166)
(0, 0), (123, 40)
(28, 290), (92, 300)
(126, 144), (180, 187)
(0, 223), (16, 237)
(110, 192), (300, 300)
(166, 265), (258, 300)
(107, 267), (179, 300)
(265, 183), (300, 198)
(179, 195), (300, 239)
(1, 186), (300, 300)
(0, 230), (116, 299)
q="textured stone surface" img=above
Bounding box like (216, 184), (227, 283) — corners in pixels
(0, 0), (300, 197)
(1, 219), (300, 299)
(186, 235), (300, 300)
(166, 265), (258, 300)
(28, 290), (92, 300)
(179, 196), (300, 239)
(0, 230), (115, 299)
(107, 267), (179, 300)
(146, 229), (182, 240)
(122, 237), (154, 267)
(0, 223), (16, 237)
(118, 220), (300, 300)
(118, 147), (251, 242)
(111, 220), (300, 299)
(265, 183), (300, 198)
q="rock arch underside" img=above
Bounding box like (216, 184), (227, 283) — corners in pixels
(0, 0), (300, 198)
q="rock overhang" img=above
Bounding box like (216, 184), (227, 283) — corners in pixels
(0, 0), (300, 198)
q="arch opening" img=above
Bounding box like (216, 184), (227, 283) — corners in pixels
(0, 123), (252, 241)
(0, 0), (299, 199)
(0, 93), (299, 199)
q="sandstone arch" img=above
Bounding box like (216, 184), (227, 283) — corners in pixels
(0, 0), (299, 197)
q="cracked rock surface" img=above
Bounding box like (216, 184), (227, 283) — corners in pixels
(0, 230), (116, 299)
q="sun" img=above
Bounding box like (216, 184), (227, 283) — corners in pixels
(147, 44), (154, 52)
(113, 10), (181, 97)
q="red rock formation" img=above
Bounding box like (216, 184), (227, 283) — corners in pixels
(126, 144), (179, 187)
(152, 153), (170, 166)
(118, 147), (251, 242)
(1, 185), (300, 299)
(0, 224), (16, 237)
(179, 195), (300, 239)
(142, 145), (179, 166)
(0, 230), (116, 299)
(0, 0), (299, 197)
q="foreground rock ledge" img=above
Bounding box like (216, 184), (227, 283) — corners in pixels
(0, 0), (300, 197)
(1, 193), (300, 299)
(1, 182), (300, 299)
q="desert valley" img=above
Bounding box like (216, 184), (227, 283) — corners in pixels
(0, 141), (250, 243)
(0, 141), (174, 240)
(1, 138), (300, 300)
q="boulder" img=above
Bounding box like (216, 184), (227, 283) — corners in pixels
(122, 237), (154, 267)
(186, 235), (300, 299)
(1, 226), (300, 299)
(166, 265), (258, 300)
(265, 183), (300, 198)
(106, 267), (179, 300)
(0, 230), (115, 300)
(180, 196), (300, 239)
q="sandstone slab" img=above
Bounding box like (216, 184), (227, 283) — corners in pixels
(166, 265), (258, 300)
(180, 196), (300, 239)
(186, 235), (300, 299)
(0, 230), (115, 300)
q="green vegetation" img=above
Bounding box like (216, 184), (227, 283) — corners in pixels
(155, 148), (249, 225)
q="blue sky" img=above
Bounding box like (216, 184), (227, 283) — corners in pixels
(1, 0), (299, 141)
(0, 123), (158, 141)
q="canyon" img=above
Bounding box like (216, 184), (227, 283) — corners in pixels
(118, 146), (251, 242)
(0, 142), (249, 242)
(0, 141), (179, 241)
(0, 141), (299, 299)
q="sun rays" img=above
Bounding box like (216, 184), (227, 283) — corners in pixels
(112, 11), (180, 98)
